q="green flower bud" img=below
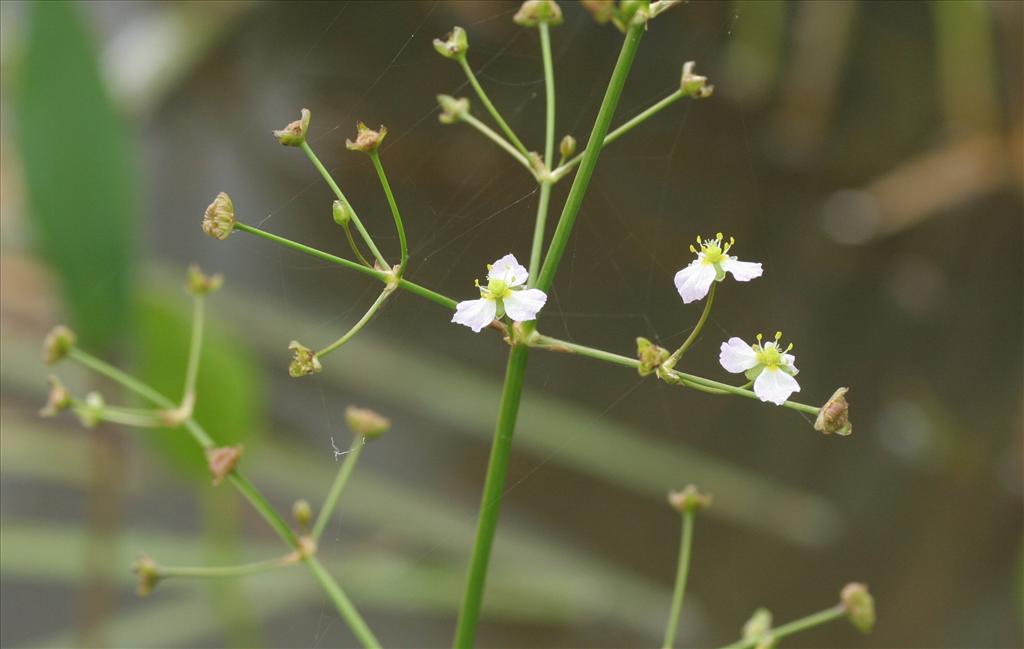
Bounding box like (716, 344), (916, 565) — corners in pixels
(39, 375), (71, 417)
(841, 582), (875, 634)
(433, 26), (468, 60)
(202, 192), (236, 240)
(559, 134), (577, 159)
(42, 325), (76, 365)
(680, 61), (714, 99)
(513, 0), (564, 27)
(742, 608), (776, 649)
(76, 391), (105, 429)
(186, 264), (223, 295)
(132, 555), (160, 597)
(636, 337), (670, 376)
(815, 387), (853, 436)
(346, 122), (388, 153)
(272, 108), (311, 146)
(288, 340), (322, 378)
(667, 484), (712, 514)
(205, 445), (243, 486)
(437, 95), (470, 124)
(332, 199), (352, 226)
(580, 0), (614, 24)
(345, 405), (390, 439)
(292, 499), (313, 529)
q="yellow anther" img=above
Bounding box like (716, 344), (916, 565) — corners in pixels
(695, 235), (702, 244)
(775, 331), (782, 340)
(689, 244), (697, 253)
(756, 333), (764, 342)
(785, 343), (794, 352)
(715, 232), (723, 240)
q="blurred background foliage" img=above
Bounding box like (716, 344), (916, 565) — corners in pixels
(0, 1), (1021, 647)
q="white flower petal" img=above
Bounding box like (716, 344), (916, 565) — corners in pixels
(504, 288), (547, 322)
(781, 353), (798, 375)
(488, 254), (528, 287)
(673, 261), (717, 304)
(452, 298), (497, 333)
(721, 257), (763, 282)
(719, 337), (759, 373)
(753, 367), (800, 405)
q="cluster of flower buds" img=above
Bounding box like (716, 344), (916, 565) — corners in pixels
(186, 264), (223, 295)
(437, 95), (470, 125)
(514, 0), (563, 27)
(346, 122), (387, 153)
(667, 484), (712, 514)
(272, 108), (311, 147)
(433, 26), (468, 60)
(680, 61), (714, 99)
(39, 375), (71, 417)
(345, 405), (391, 439)
(206, 445), (244, 486)
(202, 192), (236, 241)
(581, 0), (682, 32)
(288, 340), (322, 377)
(841, 582), (876, 633)
(42, 325), (75, 365)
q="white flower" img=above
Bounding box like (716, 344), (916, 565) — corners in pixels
(452, 254), (548, 332)
(674, 233), (762, 303)
(719, 332), (800, 405)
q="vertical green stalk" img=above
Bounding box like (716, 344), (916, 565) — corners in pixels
(300, 141), (390, 270)
(535, 23), (645, 292)
(458, 57), (530, 158)
(305, 554), (382, 649)
(453, 345), (529, 648)
(528, 22), (557, 281)
(662, 510), (695, 649)
(181, 295), (205, 407)
(369, 151), (408, 275)
(311, 436), (365, 542)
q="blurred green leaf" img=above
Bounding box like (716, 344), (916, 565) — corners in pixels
(16, 0), (138, 349)
(135, 290), (264, 478)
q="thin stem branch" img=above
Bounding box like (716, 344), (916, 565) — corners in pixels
(86, 405), (166, 428)
(305, 554), (382, 649)
(529, 334), (821, 416)
(311, 436), (365, 542)
(716, 605), (846, 649)
(369, 151), (408, 275)
(662, 510), (695, 649)
(453, 345), (529, 648)
(550, 89), (684, 182)
(665, 282), (716, 369)
(317, 287), (394, 359)
(341, 221), (372, 267)
(179, 294), (205, 412)
(460, 112), (536, 176)
(156, 556), (295, 579)
(528, 23), (557, 282)
(458, 57), (530, 158)
(535, 23), (646, 292)
(300, 141), (390, 270)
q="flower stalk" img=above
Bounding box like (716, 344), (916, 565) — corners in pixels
(369, 150), (408, 275)
(457, 57), (530, 159)
(716, 605), (846, 649)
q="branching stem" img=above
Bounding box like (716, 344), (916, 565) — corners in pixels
(716, 605), (846, 649)
(458, 57), (530, 158)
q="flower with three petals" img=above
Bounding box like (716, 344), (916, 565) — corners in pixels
(453, 254), (547, 333)
(674, 233), (762, 304)
(719, 332), (800, 405)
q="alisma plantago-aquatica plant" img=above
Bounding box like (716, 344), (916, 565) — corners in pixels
(40, 1), (868, 646)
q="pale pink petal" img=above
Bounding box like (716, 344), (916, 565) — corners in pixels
(719, 337), (759, 373)
(452, 298), (497, 333)
(721, 257), (763, 282)
(488, 254), (529, 287)
(673, 261), (717, 304)
(504, 288), (547, 322)
(753, 367), (801, 405)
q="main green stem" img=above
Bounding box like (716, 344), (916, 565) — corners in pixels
(300, 141), (390, 270)
(453, 344), (529, 648)
(311, 436), (365, 542)
(536, 23), (645, 293)
(716, 605), (846, 649)
(458, 57), (530, 158)
(68, 348), (379, 647)
(662, 511), (695, 649)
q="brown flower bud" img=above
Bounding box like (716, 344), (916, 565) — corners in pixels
(202, 192), (236, 240)
(840, 582), (875, 634)
(345, 122), (388, 153)
(272, 108), (311, 146)
(667, 484), (712, 514)
(206, 445), (243, 486)
(186, 264), (223, 295)
(42, 325), (76, 365)
(580, 0), (614, 24)
(636, 337), (670, 376)
(437, 95), (470, 124)
(513, 0), (563, 27)
(288, 340), (321, 378)
(814, 387), (852, 436)
(433, 26), (468, 60)
(132, 555), (160, 597)
(39, 375), (72, 417)
(345, 405), (390, 439)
